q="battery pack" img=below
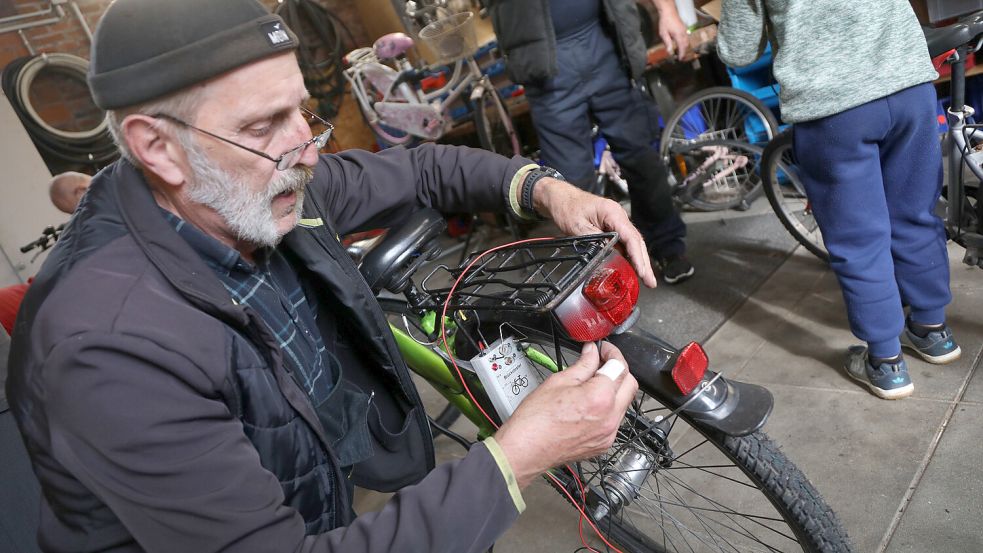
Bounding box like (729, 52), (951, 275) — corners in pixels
(470, 337), (545, 421)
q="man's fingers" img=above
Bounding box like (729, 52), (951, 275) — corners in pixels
(609, 217), (657, 288)
(597, 358), (626, 381)
(613, 372), (639, 413)
(597, 343), (637, 406)
(560, 342), (602, 383)
(598, 340), (626, 364)
(661, 31), (675, 56)
(675, 32), (690, 58)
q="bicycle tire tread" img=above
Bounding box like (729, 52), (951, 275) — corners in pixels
(721, 431), (853, 553)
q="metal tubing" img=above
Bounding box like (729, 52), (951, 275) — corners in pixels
(0, 2), (56, 26)
(17, 30), (34, 55)
(69, 1), (91, 42)
(0, 5), (65, 36)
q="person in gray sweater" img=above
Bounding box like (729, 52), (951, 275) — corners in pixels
(718, 0), (960, 399)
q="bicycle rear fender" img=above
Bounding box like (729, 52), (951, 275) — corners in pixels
(608, 327), (773, 437)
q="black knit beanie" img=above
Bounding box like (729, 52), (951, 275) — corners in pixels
(87, 0), (298, 110)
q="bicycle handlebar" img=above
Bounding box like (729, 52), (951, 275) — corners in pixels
(19, 224), (64, 254)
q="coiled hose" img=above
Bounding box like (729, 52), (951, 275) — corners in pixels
(275, 0), (356, 120)
(1, 53), (118, 169)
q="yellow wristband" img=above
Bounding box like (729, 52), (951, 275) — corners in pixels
(508, 164), (540, 221)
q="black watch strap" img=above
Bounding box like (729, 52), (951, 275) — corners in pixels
(520, 167), (563, 217)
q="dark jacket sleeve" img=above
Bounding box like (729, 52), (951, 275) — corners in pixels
(488, 0), (558, 84)
(44, 332), (520, 553)
(309, 143), (532, 236)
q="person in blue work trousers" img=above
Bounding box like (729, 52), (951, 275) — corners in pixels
(717, 0), (961, 399)
(488, 0), (696, 284)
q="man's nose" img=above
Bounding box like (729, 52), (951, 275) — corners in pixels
(288, 110), (320, 167)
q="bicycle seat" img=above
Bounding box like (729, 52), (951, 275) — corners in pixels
(374, 33), (415, 60)
(923, 23), (973, 57)
(359, 208), (446, 294)
(922, 9), (983, 59)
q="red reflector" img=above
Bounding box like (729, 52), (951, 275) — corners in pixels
(932, 48), (956, 72)
(582, 255), (639, 326)
(672, 342), (708, 395)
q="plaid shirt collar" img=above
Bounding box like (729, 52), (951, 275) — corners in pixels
(159, 209), (270, 276)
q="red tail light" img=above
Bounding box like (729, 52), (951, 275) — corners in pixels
(554, 252), (640, 342)
(582, 255), (639, 326)
(672, 342), (708, 395)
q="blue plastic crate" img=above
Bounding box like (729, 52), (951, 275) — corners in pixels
(482, 59), (507, 78)
(449, 105), (471, 121)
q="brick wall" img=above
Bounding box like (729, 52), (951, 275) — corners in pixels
(0, 0), (375, 152)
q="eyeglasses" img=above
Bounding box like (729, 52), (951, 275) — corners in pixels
(152, 107), (334, 171)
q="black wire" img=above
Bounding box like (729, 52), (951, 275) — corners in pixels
(427, 415), (473, 451)
(276, 0), (356, 120)
(1, 55), (118, 171)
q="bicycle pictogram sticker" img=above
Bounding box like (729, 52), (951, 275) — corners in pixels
(511, 375), (529, 396)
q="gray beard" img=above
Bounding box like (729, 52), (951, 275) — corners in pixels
(183, 144), (313, 248)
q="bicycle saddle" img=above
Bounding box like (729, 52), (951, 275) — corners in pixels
(922, 10), (983, 59)
(374, 33), (415, 60)
(359, 208), (446, 294)
(923, 23), (973, 58)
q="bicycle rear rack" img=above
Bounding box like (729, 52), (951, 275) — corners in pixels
(417, 233), (618, 314)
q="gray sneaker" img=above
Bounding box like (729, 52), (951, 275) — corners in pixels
(901, 322), (961, 364)
(844, 346), (914, 400)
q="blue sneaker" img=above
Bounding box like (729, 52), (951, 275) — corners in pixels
(901, 322), (961, 364)
(844, 346), (914, 400)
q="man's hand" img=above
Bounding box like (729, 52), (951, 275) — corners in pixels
(533, 178), (657, 288)
(653, 0), (690, 60)
(494, 342), (639, 488)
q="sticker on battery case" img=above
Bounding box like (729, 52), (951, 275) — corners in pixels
(470, 337), (545, 420)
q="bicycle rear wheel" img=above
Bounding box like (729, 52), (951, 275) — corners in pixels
(511, 328), (851, 553)
(473, 85), (521, 157)
(663, 139), (766, 211)
(660, 87), (779, 156)
(762, 129), (830, 262)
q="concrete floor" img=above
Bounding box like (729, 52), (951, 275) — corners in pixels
(359, 204), (983, 552)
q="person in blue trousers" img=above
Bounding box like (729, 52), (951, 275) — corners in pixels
(718, 0), (961, 399)
(489, 0), (696, 283)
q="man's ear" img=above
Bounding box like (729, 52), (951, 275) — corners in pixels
(121, 115), (188, 186)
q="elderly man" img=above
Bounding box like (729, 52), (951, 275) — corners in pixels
(6, 1), (650, 552)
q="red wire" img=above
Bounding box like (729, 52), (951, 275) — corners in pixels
(438, 235), (624, 553)
(571, 467), (600, 553)
(439, 236), (558, 431)
(546, 470), (624, 553)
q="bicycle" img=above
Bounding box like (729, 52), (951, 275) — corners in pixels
(591, 105), (773, 211)
(358, 208), (852, 552)
(761, 12), (983, 267)
(659, 87), (779, 211)
(343, 9), (520, 157)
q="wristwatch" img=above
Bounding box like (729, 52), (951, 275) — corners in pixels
(519, 166), (564, 218)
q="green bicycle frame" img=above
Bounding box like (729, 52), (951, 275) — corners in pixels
(388, 311), (561, 437)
